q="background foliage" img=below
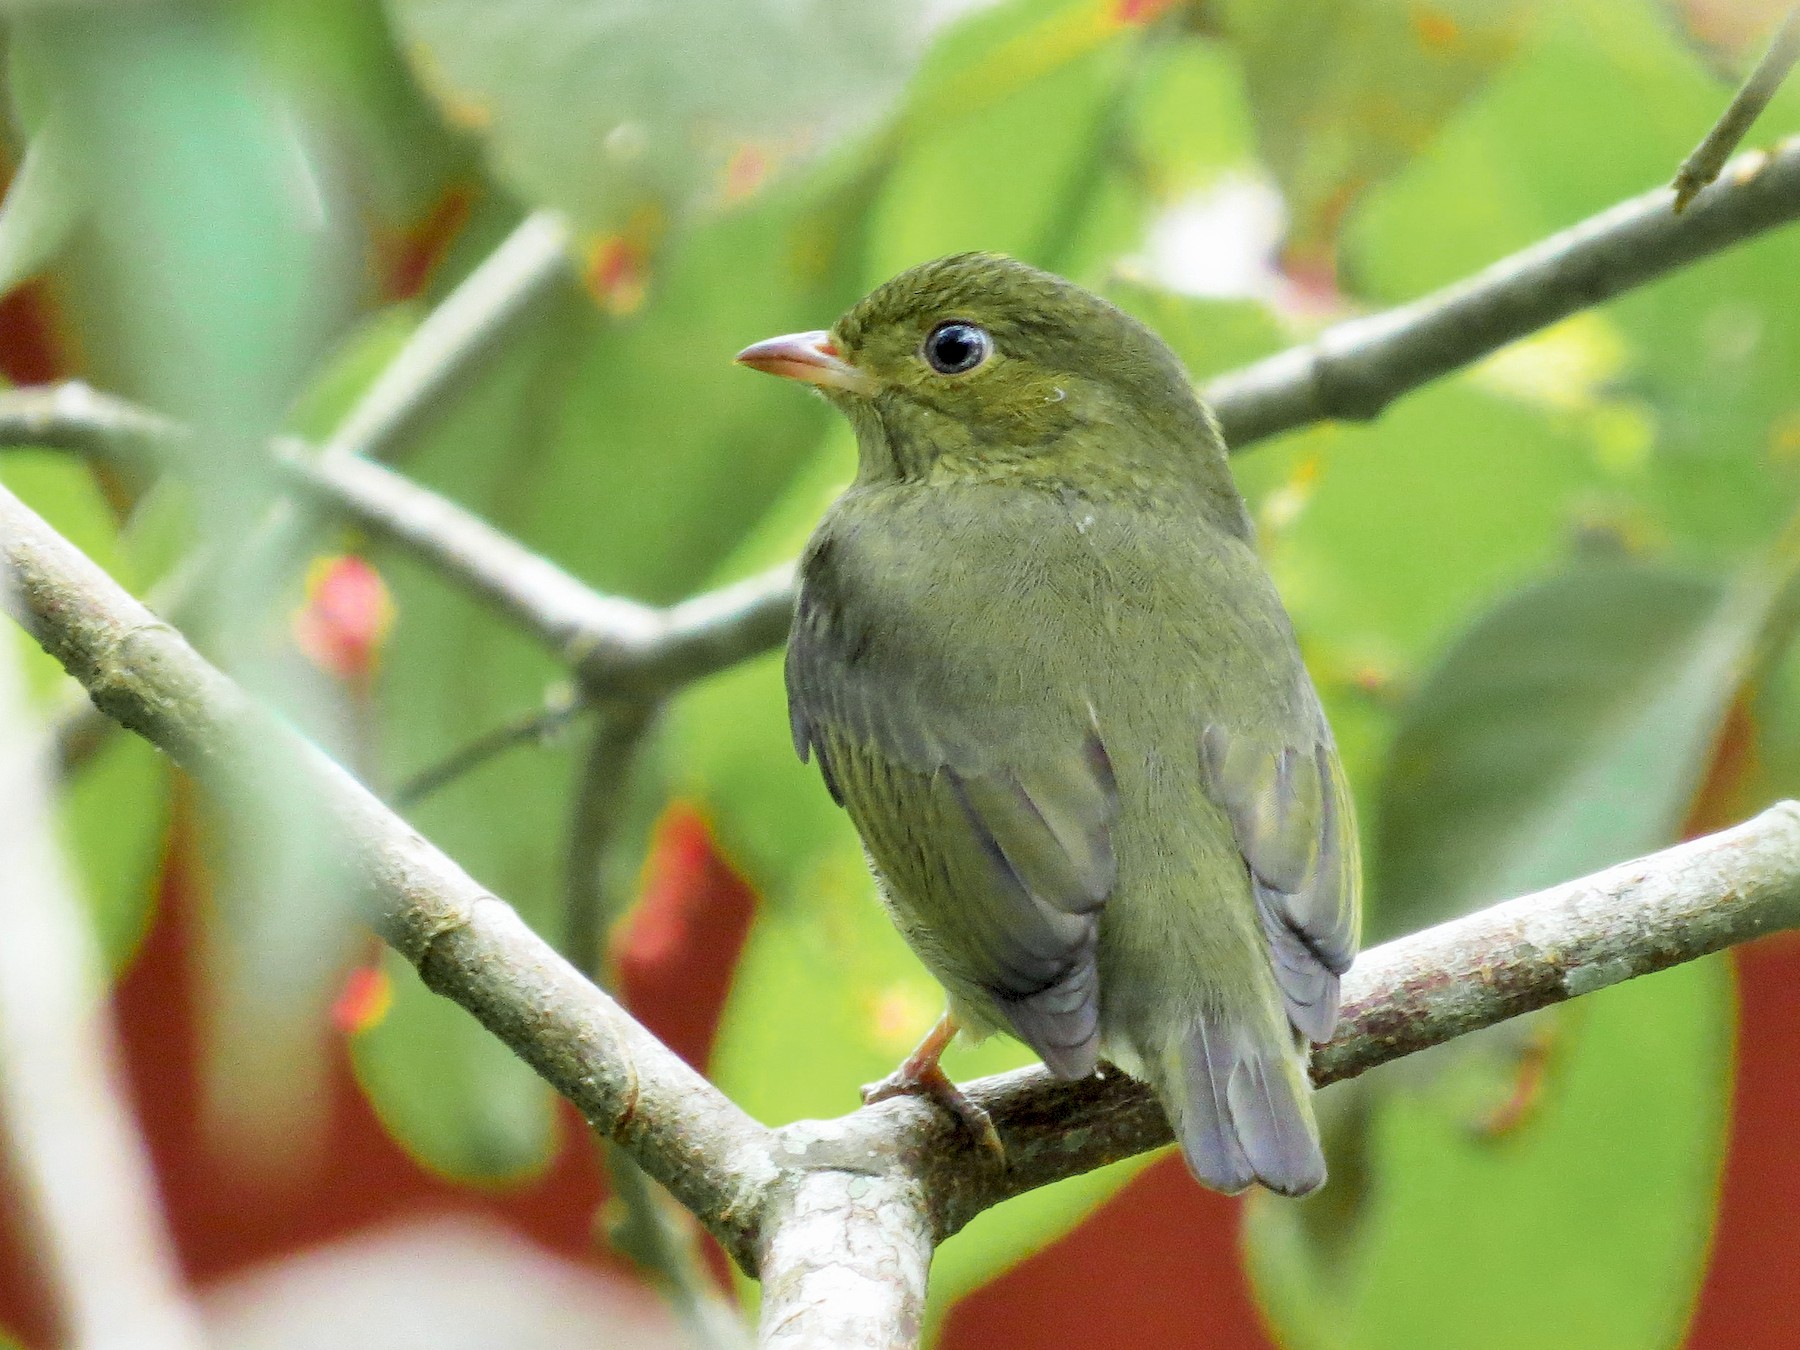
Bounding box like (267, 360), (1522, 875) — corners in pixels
(1, 0), (1797, 1345)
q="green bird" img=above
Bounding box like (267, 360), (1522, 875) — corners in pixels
(736, 253), (1360, 1195)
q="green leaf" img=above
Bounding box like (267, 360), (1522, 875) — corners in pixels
(1371, 560), (1744, 941)
(1246, 554), (1782, 1347)
(0, 452), (165, 973)
(1344, 0), (1800, 566)
(1248, 956), (1731, 1350)
(0, 112), (84, 296)
(383, 0), (936, 241)
(1216, 0), (1536, 269)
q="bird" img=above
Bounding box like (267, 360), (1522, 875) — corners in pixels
(734, 252), (1360, 1196)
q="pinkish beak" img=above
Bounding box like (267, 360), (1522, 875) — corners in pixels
(734, 330), (876, 395)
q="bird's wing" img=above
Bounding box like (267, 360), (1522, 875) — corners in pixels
(1200, 721), (1361, 1043)
(786, 546), (1118, 1079)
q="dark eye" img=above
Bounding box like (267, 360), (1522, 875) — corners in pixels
(923, 321), (992, 375)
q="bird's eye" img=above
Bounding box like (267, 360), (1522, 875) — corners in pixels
(922, 321), (992, 375)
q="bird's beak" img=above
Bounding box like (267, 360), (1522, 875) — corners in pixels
(734, 330), (876, 395)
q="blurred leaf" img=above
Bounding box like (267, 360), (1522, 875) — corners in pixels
(1371, 559), (1751, 942)
(10, 12), (354, 491)
(0, 452), (165, 975)
(1246, 548), (1798, 1345)
(251, 0), (471, 239)
(383, 0), (940, 247)
(867, 0), (1152, 279)
(0, 112), (82, 296)
(1346, 0), (1800, 576)
(1248, 955), (1731, 1350)
(1658, 0), (1797, 79)
(62, 728), (167, 971)
(1215, 0), (1536, 272)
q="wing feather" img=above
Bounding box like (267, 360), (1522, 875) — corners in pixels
(1201, 724), (1361, 1043)
(788, 553), (1119, 1079)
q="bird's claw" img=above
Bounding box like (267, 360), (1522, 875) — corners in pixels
(863, 1062), (1005, 1164)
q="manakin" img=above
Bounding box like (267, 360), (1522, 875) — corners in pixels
(736, 253), (1360, 1196)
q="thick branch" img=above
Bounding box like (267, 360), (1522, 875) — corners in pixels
(1205, 140), (1800, 447)
(756, 1168), (931, 1350)
(0, 482), (779, 1273)
(833, 804), (1800, 1245)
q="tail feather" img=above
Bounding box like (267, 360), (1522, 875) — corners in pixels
(1178, 1016), (1324, 1197)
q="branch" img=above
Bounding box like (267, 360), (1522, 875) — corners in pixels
(1204, 141), (1800, 447)
(320, 211), (573, 465)
(756, 1170), (932, 1350)
(857, 804), (1800, 1243)
(0, 481), (780, 1274)
(393, 684), (583, 807)
(8, 479), (1799, 1346)
(1672, 7), (1800, 211)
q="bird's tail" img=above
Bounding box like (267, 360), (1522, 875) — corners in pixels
(1166, 1010), (1325, 1197)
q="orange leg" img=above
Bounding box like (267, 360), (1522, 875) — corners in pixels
(862, 1013), (1004, 1162)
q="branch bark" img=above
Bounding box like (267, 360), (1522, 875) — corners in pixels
(7, 475), (1800, 1346)
(0, 480), (780, 1274)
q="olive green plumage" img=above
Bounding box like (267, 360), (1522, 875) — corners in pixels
(778, 253), (1360, 1195)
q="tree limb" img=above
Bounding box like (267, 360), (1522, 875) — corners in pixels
(1206, 140), (1800, 446)
(0, 480), (780, 1274)
(7, 467), (1800, 1346)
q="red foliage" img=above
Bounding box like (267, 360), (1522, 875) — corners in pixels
(942, 1157), (1275, 1350)
(0, 281), (70, 386)
(292, 554), (395, 684)
(1685, 933), (1800, 1347)
(612, 802), (759, 1073)
(374, 183), (476, 303)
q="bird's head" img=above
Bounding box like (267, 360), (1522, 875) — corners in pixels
(736, 253), (1238, 517)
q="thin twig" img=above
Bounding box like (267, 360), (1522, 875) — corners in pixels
(0, 598), (205, 1350)
(321, 211), (573, 464)
(392, 684), (585, 808)
(563, 701), (661, 977)
(1673, 5), (1800, 212)
(604, 1144), (752, 1350)
(9, 476), (1800, 1347)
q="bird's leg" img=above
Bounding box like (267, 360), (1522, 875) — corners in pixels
(862, 1013), (1004, 1162)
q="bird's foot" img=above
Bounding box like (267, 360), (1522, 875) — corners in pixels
(862, 1059), (1005, 1164)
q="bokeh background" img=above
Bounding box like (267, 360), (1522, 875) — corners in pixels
(2, 0), (1798, 1346)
